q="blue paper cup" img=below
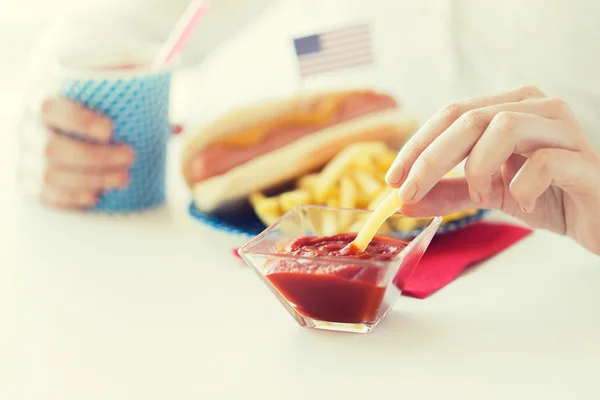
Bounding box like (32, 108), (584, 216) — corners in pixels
(57, 62), (174, 213)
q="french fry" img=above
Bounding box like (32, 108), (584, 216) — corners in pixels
(249, 192), (269, 210)
(348, 218), (363, 233)
(348, 213), (370, 233)
(326, 197), (340, 208)
(352, 153), (377, 175)
(247, 140), (479, 234)
(377, 221), (392, 235)
(354, 193), (372, 209)
(297, 174), (319, 194)
(441, 209), (478, 223)
(352, 171), (383, 200)
(349, 217), (392, 235)
(321, 212), (340, 236)
(367, 187), (422, 234)
(367, 187), (394, 210)
(278, 189), (312, 213)
(338, 176), (358, 231)
(339, 177), (358, 209)
(388, 216), (424, 233)
(328, 185), (340, 203)
(321, 183), (342, 208)
(249, 192), (282, 226)
(351, 189), (404, 252)
(314, 141), (388, 203)
(375, 150), (397, 172)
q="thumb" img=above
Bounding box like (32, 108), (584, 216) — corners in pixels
(399, 176), (479, 217)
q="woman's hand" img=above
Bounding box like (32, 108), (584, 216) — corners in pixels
(39, 97), (134, 209)
(385, 85), (600, 255)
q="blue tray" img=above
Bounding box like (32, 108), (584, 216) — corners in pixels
(189, 202), (490, 239)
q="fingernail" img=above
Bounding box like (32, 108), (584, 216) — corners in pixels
(90, 119), (112, 140)
(398, 178), (417, 203)
(385, 163), (404, 185)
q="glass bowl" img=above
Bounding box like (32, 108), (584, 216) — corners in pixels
(238, 205), (443, 333)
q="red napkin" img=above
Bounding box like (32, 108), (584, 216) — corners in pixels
(233, 222), (533, 299)
(398, 222), (532, 298)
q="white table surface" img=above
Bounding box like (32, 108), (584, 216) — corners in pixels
(2, 5), (600, 400)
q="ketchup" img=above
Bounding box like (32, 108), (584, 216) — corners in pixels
(265, 233), (407, 324)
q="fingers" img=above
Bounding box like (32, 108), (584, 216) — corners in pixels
(44, 167), (129, 191)
(386, 85), (546, 186)
(40, 186), (98, 210)
(401, 149), (598, 221)
(38, 97), (138, 211)
(393, 97), (579, 205)
(509, 148), (598, 213)
(41, 97), (113, 142)
(45, 132), (134, 169)
(465, 112), (576, 204)
(41, 140), (131, 210)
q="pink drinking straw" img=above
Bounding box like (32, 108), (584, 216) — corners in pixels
(151, 0), (208, 69)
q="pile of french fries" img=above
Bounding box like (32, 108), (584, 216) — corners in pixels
(249, 141), (477, 235)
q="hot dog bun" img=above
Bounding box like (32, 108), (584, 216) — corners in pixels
(182, 88), (417, 213)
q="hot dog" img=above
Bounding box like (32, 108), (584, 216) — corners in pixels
(181, 88), (418, 213)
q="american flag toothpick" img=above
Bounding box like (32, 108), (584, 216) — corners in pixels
(292, 22), (374, 79)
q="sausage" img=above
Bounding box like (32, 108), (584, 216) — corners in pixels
(189, 91), (398, 183)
